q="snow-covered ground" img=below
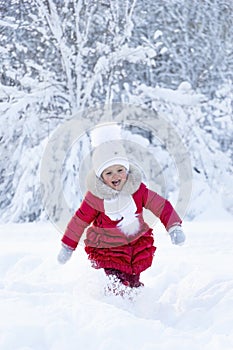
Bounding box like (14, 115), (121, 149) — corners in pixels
(1, 214), (233, 350)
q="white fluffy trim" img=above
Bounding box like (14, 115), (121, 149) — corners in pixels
(117, 215), (140, 236)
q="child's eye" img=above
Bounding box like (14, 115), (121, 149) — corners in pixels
(118, 169), (123, 173)
(106, 172), (112, 176)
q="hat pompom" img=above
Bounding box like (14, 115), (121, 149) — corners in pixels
(91, 123), (122, 148)
(91, 123), (129, 177)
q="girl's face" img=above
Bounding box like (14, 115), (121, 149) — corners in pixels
(101, 164), (128, 191)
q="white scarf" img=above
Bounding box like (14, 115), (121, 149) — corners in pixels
(104, 193), (140, 236)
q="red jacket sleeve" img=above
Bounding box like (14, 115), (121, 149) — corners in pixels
(141, 184), (182, 230)
(61, 193), (99, 249)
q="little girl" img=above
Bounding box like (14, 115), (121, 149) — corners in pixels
(57, 139), (185, 290)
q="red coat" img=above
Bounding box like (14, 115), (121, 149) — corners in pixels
(61, 181), (182, 275)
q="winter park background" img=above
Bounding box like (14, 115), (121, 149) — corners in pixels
(0, 1), (233, 349)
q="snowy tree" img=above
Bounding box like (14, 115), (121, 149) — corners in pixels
(130, 0), (233, 96)
(0, 0), (232, 222)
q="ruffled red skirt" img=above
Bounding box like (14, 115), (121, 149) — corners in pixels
(85, 230), (156, 275)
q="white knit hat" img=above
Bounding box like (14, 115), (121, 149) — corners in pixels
(92, 140), (129, 178)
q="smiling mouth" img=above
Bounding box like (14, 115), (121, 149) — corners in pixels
(112, 180), (121, 187)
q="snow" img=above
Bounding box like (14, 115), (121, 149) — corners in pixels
(1, 215), (233, 350)
(137, 84), (206, 106)
(153, 30), (163, 41)
(1, 3), (232, 348)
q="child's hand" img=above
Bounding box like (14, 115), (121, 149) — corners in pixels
(168, 225), (185, 245)
(57, 244), (74, 264)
